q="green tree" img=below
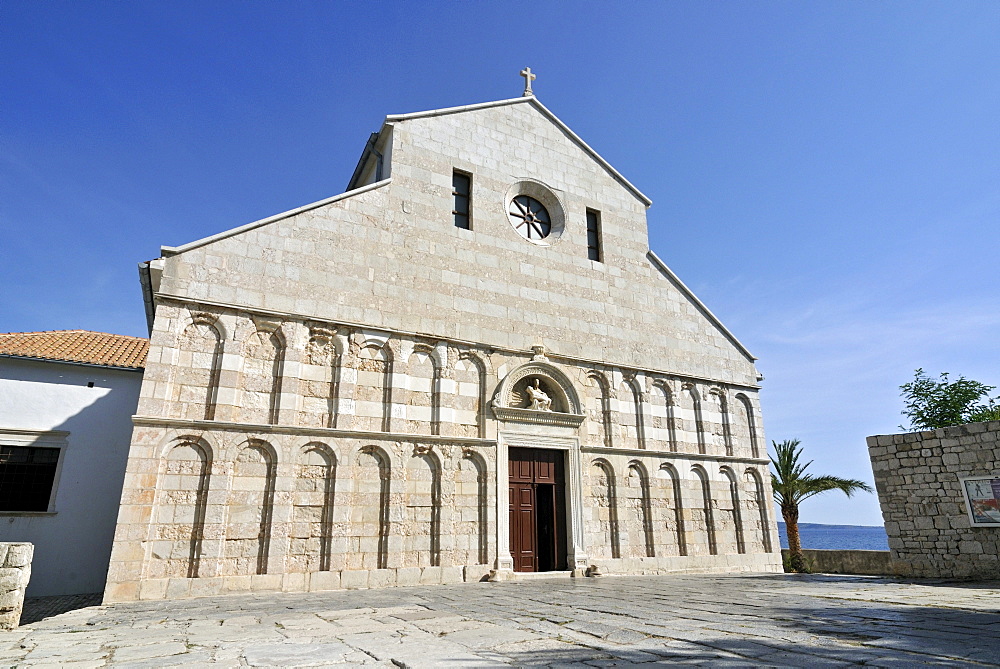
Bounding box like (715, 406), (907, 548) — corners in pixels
(770, 439), (873, 573)
(899, 368), (1000, 431)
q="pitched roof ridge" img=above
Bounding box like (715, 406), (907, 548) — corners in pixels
(0, 329), (146, 339)
(385, 96), (651, 207)
(384, 96), (531, 121)
(161, 178), (392, 257)
(0, 330), (149, 369)
(646, 251), (757, 363)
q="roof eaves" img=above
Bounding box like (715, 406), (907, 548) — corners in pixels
(0, 353), (145, 372)
(646, 251), (757, 362)
(161, 178), (392, 258)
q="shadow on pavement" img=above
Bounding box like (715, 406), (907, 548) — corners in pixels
(749, 572), (1000, 590)
(21, 593), (103, 625)
(9, 575), (1000, 666)
(488, 600), (1000, 666)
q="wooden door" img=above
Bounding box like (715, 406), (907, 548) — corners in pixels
(508, 448), (566, 572)
(509, 482), (536, 572)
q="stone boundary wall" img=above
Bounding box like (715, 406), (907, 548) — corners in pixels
(781, 549), (891, 576)
(868, 421), (1000, 579)
(0, 543), (33, 630)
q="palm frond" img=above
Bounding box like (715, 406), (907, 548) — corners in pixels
(770, 439), (873, 506)
(797, 475), (873, 502)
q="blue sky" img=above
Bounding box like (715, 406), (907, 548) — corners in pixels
(3, 2), (999, 526)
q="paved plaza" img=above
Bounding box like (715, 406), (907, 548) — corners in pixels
(4, 573), (1000, 667)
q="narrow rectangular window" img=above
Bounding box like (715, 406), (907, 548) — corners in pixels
(452, 171), (471, 229)
(586, 209), (602, 261)
(0, 446), (60, 512)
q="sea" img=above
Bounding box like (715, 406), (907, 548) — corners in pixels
(777, 522), (889, 551)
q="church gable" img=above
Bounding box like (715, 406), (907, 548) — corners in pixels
(385, 99), (650, 260)
(380, 97), (650, 205)
(153, 95), (756, 383)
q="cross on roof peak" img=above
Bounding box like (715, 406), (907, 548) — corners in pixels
(520, 67), (536, 97)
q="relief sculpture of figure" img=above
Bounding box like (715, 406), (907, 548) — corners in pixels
(525, 378), (553, 411)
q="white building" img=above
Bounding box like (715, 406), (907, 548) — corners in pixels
(0, 330), (147, 596)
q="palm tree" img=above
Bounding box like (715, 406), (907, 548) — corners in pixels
(770, 439), (873, 573)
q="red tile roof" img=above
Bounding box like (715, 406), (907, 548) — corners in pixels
(0, 330), (148, 370)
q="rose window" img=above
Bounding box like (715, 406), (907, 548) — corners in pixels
(508, 195), (551, 240)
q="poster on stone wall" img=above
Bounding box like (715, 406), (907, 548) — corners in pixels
(960, 476), (1000, 526)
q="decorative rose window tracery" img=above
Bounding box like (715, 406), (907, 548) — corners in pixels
(508, 195), (551, 240)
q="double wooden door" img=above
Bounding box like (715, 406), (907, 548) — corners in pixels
(509, 447), (567, 572)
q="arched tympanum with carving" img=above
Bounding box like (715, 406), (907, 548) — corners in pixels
(491, 362), (585, 427)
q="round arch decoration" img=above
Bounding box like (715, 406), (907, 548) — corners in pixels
(491, 361), (585, 426)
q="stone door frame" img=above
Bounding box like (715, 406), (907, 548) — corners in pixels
(494, 431), (589, 577)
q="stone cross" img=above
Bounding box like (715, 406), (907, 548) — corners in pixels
(520, 67), (536, 97)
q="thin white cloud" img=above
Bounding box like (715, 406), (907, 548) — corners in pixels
(747, 291), (1000, 525)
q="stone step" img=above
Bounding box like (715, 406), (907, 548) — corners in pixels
(513, 570), (574, 580)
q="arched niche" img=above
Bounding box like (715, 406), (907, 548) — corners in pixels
(491, 361), (584, 427)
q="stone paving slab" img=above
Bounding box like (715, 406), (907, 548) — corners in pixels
(4, 573), (1000, 667)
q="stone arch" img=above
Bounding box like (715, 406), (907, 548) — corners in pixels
(404, 445), (442, 567)
(682, 384), (707, 454)
(720, 466), (746, 554)
(225, 439), (277, 576)
(352, 339), (393, 433)
(239, 321), (285, 425)
(459, 448), (490, 565)
(735, 393), (760, 458)
(650, 380), (678, 452)
(454, 351), (487, 438)
(624, 460), (655, 558)
(288, 442), (337, 572)
(148, 438), (212, 579)
(353, 445), (391, 570)
(188, 308), (229, 340)
(587, 458), (620, 559)
(495, 361), (582, 415)
(154, 429), (221, 460)
(711, 388), (734, 457)
(175, 313), (224, 421)
(745, 467), (773, 553)
(405, 345), (440, 435)
(619, 376), (645, 450)
(655, 463), (686, 556)
(691, 465), (717, 555)
(301, 327), (344, 428)
(586, 370), (614, 449)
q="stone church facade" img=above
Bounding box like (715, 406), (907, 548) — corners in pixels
(105, 89), (781, 603)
